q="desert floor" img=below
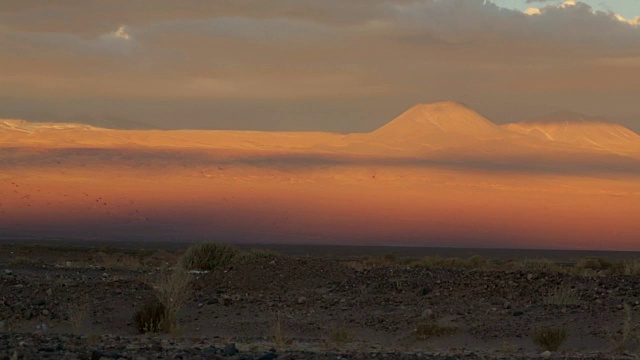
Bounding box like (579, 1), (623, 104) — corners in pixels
(2, 241), (640, 359)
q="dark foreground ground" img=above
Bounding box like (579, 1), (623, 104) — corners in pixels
(2, 241), (640, 359)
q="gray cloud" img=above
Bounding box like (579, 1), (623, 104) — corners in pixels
(1, 0), (640, 131)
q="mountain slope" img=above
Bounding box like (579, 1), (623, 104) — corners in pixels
(504, 111), (640, 156)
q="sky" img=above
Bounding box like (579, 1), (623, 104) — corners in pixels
(1, 0), (640, 132)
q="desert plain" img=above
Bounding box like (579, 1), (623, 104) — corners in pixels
(3, 242), (640, 359)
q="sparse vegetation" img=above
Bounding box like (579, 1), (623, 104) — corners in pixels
(575, 256), (612, 274)
(514, 258), (560, 272)
(241, 249), (281, 262)
(330, 326), (354, 347)
(66, 297), (90, 334)
(133, 300), (167, 333)
(544, 286), (582, 306)
(611, 303), (640, 354)
(180, 242), (239, 271)
(414, 320), (457, 339)
(100, 254), (144, 270)
(10, 256), (42, 265)
(532, 327), (568, 351)
(621, 259), (640, 276)
(273, 312), (285, 350)
(153, 267), (192, 333)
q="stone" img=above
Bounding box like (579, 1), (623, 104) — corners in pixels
(207, 298), (218, 305)
(421, 309), (433, 319)
(297, 296), (307, 304)
(201, 346), (217, 359)
(223, 343), (238, 356)
(512, 310), (524, 316)
(541, 350), (551, 358)
(258, 353), (278, 360)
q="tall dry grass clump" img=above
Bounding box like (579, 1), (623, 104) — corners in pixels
(134, 267), (192, 334)
(66, 297), (90, 334)
(514, 258), (561, 273)
(611, 303), (640, 354)
(134, 300), (166, 333)
(154, 267), (192, 333)
(180, 242), (239, 271)
(532, 327), (568, 351)
(544, 285), (582, 306)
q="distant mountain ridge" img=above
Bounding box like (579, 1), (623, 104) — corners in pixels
(504, 110), (640, 154)
(2, 102), (639, 162)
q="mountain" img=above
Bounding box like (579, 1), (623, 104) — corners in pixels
(0, 119), (99, 133)
(504, 110), (640, 155)
(2, 102), (639, 165)
(369, 101), (505, 146)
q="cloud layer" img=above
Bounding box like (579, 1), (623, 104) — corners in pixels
(1, 1), (639, 131)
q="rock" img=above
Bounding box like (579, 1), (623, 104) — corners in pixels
(4, 269), (12, 275)
(201, 346), (217, 359)
(421, 309), (434, 319)
(103, 350), (121, 359)
(223, 343), (238, 356)
(42, 309), (50, 316)
(258, 353), (278, 360)
(23, 309), (33, 320)
(33, 299), (46, 306)
(221, 295), (232, 306)
(297, 296), (307, 304)
(91, 350), (104, 360)
(207, 298), (218, 305)
(512, 310), (524, 317)
(541, 350), (551, 358)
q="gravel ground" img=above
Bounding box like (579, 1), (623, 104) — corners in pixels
(1, 243), (640, 359)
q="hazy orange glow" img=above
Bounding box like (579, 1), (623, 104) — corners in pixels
(2, 102), (639, 250)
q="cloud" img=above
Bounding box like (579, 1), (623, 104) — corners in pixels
(107, 25), (131, 40)
(0, 1), (639, 131)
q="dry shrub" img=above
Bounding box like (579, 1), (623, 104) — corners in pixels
(67, 297), (90, 334)
(544, 286), (582, 306)
(10, 257), (42, 265)
(273, 312), (285, 350)
(414, 255), (487, 270)
(622, 259), (640, 276)
(414, 320), (457, 339)
(242, 249), (281, 262)
(180, 242), (239, 271)
(515, 258), (561, 273)
(134, 267), (192, 334)
(576, 257), (612, 272)
(100, 254), (143, 271)
(153, 268), (192, 333)
(133, 300), (167, 333)
(532, 327), (567, 351)
(611, 303), (640, 354)
(330, 327), (354, 346)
